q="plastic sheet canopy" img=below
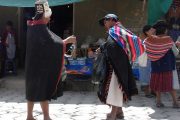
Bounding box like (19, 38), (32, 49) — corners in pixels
(0, 0), (84, 7)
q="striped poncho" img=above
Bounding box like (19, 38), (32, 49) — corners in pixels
(144, 35), (174, 61)
(109, 23), (144, 62)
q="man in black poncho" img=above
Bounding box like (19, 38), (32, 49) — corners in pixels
(25, 0), (76, 120)
(98, 14), (141, 120)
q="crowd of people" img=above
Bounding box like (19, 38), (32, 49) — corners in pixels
(140, 21), (180, 108)
(97, 16), (180, 120)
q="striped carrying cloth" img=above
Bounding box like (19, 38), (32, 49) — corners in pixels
(144, 35), (173, 61)
(109, 23), (144, 62)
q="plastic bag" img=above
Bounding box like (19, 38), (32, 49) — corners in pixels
(138, 52), (147, 67)
(173, 69), (180, 90)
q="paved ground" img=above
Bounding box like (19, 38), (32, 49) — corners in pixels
(0, 72), (180, 120)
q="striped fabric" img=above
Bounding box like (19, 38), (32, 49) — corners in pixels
(150, 71), (173, 92)
(109, 23), (144, 62)
(144, 35), (173, 61)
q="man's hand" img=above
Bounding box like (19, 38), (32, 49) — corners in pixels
(95, 48), (101, 54)
(64, 35), (76, 44)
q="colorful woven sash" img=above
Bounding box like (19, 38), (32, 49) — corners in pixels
(144, 35), (173, 61)
(109, 23), (144, 62)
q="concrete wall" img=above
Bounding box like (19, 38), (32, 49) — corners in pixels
(74, 0), (147, 45)
(115, 0), (147, 31)
(0, 1), (147, 46)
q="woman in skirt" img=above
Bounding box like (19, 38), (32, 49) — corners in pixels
(145, 21), (179, 108)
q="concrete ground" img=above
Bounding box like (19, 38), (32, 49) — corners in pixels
(0, 71), (180, 120)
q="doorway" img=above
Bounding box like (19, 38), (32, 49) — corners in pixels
(20, 4), (73, 68)
(50, 4), (73, 38)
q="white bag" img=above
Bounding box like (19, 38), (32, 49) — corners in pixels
(172, 44), (179, 57)
(138, 52), (148, 67)
(173, 69), (180, 90)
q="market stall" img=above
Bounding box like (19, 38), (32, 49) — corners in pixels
(62, 41), (99, 91)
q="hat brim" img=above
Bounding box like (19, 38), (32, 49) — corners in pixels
(99, 18), (105, 26)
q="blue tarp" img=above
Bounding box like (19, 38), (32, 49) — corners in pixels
(65, 58), (93, 76)
(0, 0), (84, 7)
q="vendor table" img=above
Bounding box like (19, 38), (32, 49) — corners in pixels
(65, 57), (94, 91)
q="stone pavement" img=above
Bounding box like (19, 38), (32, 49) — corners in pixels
(0, 73), (180, 120)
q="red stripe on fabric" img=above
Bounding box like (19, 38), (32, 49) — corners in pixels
(58, 42), (66, 81)
(145, 41), (173, 47)
(27, 20), (46, 26)
(146, 48), (168, 53)
(137, 37), (144, 54)
(150, 72), (173, 92)
(51, 41), (66, 97)
(147, 54), (164, 61)
(127, 35), (136, 61)
(147, 54), (163, 58)
(144, 41), (173, 53)
(147, 56), (160, 61)
(146, 46), (172, 51)
(145, 44), (173, 51)
(115, 26), (125, 47)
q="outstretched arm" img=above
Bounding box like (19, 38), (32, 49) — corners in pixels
(63, 35), (76, 45)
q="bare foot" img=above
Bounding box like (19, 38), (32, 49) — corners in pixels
(106, 113), (116, 120)
(26, 116), (36, 120)
(26, 118), (36, 120)
(44, 117), (52, 120)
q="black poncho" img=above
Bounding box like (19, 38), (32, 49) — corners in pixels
(26, 20), (65, 101)
(98, 36), (138, 103)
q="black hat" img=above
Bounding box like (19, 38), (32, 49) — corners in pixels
(99, 14), (119, 26)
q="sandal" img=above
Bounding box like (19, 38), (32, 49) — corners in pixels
(173, 102), (180, 108)
(145, 94), (154, 98)
(151, 92), (156, 96)
(116, 112), (124, 119)
(156, 103), (165, 108)
(107, 112), (124, 119)
(106, 115), (116, 120)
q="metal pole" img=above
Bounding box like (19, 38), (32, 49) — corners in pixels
(73, 3), (75, 35)
(17, 8), (21, 48)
